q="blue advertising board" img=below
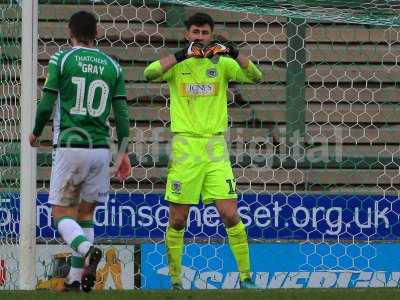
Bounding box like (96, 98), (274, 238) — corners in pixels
(0, 193), (399, 240)
(140, 243), (400, 289)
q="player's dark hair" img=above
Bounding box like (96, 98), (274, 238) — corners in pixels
(68, 11), (97, 44)
(185, 13), (214, 31)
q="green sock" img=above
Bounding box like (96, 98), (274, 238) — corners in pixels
(166, 226), (185, 285)
(226, 221), (251, 281)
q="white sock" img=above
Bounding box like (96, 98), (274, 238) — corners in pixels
(66, 262), (83, 284)
(57, 217), (91, 256)
(83, 227), (94, 243)
(66, 223), (94, 283)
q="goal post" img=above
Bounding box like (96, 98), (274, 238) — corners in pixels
(19, 0), (38, 290)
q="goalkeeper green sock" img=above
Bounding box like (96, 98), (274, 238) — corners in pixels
(226, 221), (251, 281)
(166, 226), (185, 285)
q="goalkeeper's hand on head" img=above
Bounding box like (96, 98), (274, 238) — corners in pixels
(174, 40), (204, 63)
(203, 40), (240, 59)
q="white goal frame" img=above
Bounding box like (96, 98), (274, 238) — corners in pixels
(19, 0), (38, 290)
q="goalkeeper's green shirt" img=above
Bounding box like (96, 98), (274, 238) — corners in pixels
(41, 46), (127, 147)
(144, 56), (262, 136)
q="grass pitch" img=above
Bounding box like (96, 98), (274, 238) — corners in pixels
(1, 288), (400, 300)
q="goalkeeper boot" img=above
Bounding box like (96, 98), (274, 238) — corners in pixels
(81, 246), (102, 292)
(240, 278), (261, 289)
(172, 283), (183, 290)
(62, 280), (80, 292)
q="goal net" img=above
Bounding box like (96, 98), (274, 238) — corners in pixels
(1, 0), (400, 290)
(0, 0), (22, 290)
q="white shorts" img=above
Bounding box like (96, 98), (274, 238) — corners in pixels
(48, 148), (112, 206)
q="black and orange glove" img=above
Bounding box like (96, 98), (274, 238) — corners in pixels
(174, 40), (204, 62)
(225, 41), (239, 59)
(203, 41), (229, 58)
(203, 40), (240, 59)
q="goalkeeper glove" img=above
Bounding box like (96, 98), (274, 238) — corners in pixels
(203, 41), (229, 58)
(203, 40), (240, 59)
(174, 40), (203, 63)
(225, 41), (240, 59)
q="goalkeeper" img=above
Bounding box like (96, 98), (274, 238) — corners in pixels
(144, 12), (262, 289)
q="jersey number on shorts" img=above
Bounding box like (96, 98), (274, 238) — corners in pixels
(70, 76), (109, 117)
(226, 179), (236, 194)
